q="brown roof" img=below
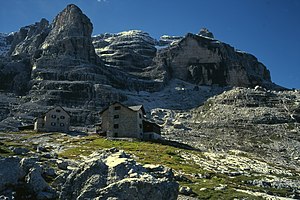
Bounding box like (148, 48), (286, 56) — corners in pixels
(37, 105), (70, 118)
(100, 102), (146, 115)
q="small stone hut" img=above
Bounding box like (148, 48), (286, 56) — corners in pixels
(34, 106), (70, 132)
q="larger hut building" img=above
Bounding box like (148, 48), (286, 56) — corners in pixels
(99, 102), (161, 140)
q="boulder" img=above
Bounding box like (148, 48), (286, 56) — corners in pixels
(59, 150), (179, 200)
(179, 186), (193, 196)
(57, 160), (68, 170)
(25, 166), (57, 199)
(96, 176), (178, 200)
(0, 157), (25, 191)
(20, 157), (40, 173)
(12, 147), (30, 155)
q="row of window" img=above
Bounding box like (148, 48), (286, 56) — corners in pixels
(113, 124), (142, 129)
(51, 115), (66, 119)
(51, 122), (65, 127)
(113, 114), (142, 119)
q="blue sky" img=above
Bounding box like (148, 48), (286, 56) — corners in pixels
(0, 0), (299, 88)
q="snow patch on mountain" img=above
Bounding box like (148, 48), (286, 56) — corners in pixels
(124, 79), (226, 111)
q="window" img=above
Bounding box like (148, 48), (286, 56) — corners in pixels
(139, 113), (142, 119)
(114, 115), (119, 119)
(114, 106), (121, 110)
(60, 116), (65, 119)
(56, 109), (61, 113)
(60, 123), (65, 127)
(114, 124), (119, 129)
(139, 124), (142, 129)
(114, 133), (118, 137)
(51, 115), (56, 119)
(51, 122), (56, 126)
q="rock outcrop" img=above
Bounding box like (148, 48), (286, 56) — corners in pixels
(0, 150), (179, 200)
(156, 33), (272, 88)
(0, 156), (57, 200)
(59, 150), (179, 200)
(193, 87), (300, 125)
(0, 157), (25, 192)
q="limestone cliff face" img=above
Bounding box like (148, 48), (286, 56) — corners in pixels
(157, 33), (272, 87)
(93, 30), (157, 73)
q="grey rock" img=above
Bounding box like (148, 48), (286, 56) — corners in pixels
(0, 157), (25, 191)
(96, 176), (178, 200)
(37, 145), (48, 152)
(20, 157), (40, 173)
(59, 150), (178, 200)
(43, 168), (56, 178)
(25, 165), (56, 198)
(0, 195), (9, 200)
(12, 147), (30, 155)
(174, 174), (192, 183)
(179, 186), (193, 196)
(59, 155), (108, 199)
(214, 184), (227, 191)
(57, 160), (68, 170)
(36, 191), (57, 200)
(177, 194), (199, 200)
(42, 153), (52, 159)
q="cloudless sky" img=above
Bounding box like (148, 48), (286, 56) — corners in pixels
(0, 0), (299, 88)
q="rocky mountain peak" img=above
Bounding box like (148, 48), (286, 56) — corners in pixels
(49, 4), (92, 38)
(40, 4), (97, 63)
